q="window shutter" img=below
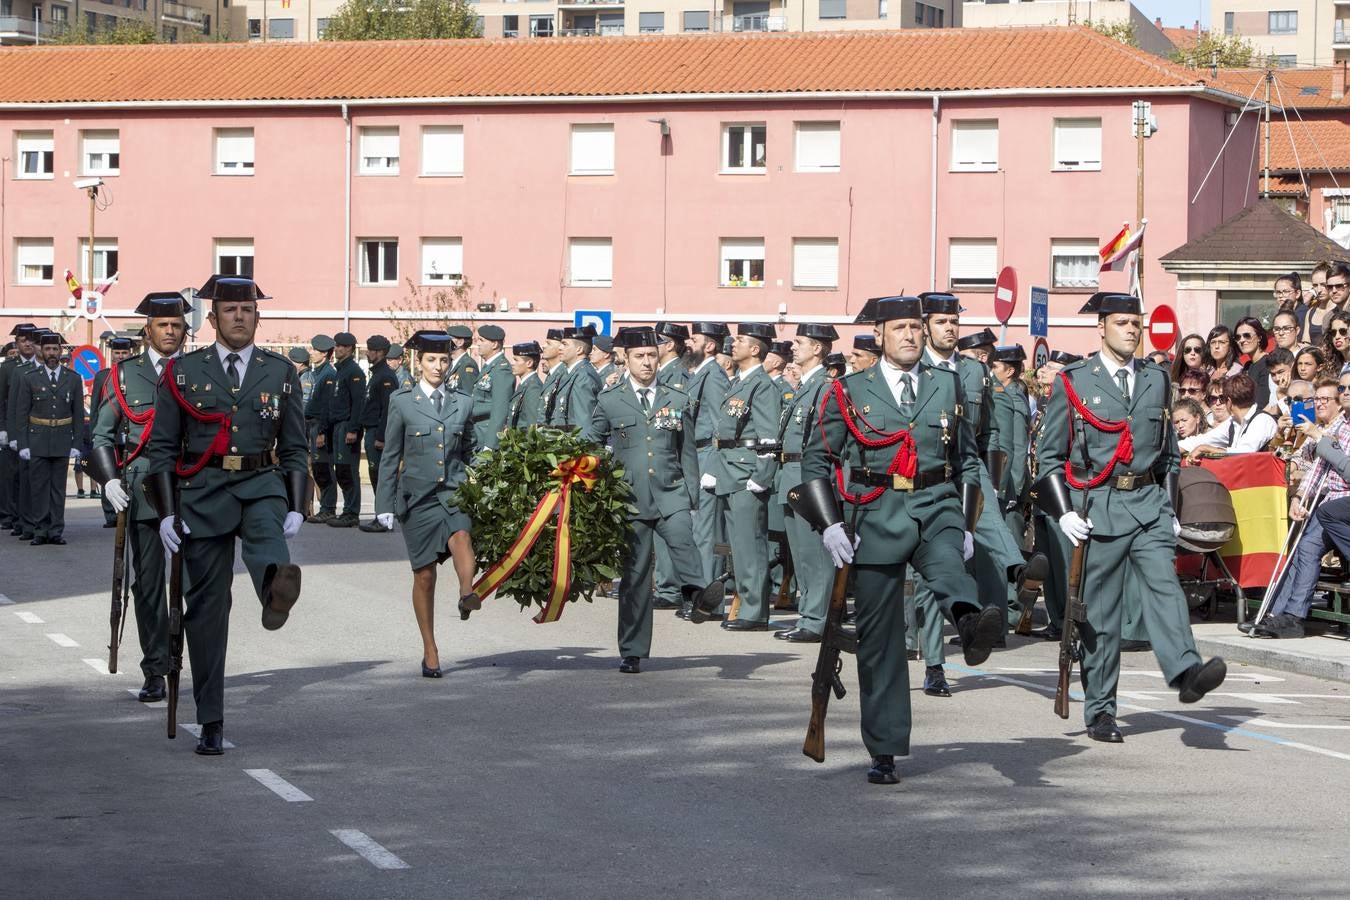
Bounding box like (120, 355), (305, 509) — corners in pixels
(721, 239), (765, 262)
(217, 129), (254, 167)
(570, 239), (613, 285)
(639, 11), (662, 29)
(362, 128), (399, 161)
(951, 121), (998, 169)
(1054, 119), (1101, 168)
(84, 131), (119, 156)
(796, 122), (840, 171)
(421, 238), (464, 283)
(422, 126), (464, 175)
(819, 0), (845, 18)
(949, 239), (997, 286)
(19, 132), (54, 154)
(793, 239), (838, 288)
(570, 124), (615, 175)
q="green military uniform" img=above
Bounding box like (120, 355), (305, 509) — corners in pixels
(709, 324), (782, 629)
(391, 359), (413, 390)
(361, 350), (401, 495)
(297, 363), (315, 407)
(585, 333), (708, 664)
(595, 361), (617, 384)
(509, 371), (545, 429)
(91, 364), (119, 526)
(993, 377), (1031, 538)
(144, 279), (308, 731)
(766, 363), (795, 602)
(537, 361), (567, 426)
(15, 347), (84, 543)
(685, 332), (731, 587)
(305, 343), (338, 518)
(448, 353), (479, 396)
(329, 341), (366, 522)
(470, 349), (513, 450)
(551, 357), (602, 432)
(652, 330), (691, 610)
(2, 331), (41, 536)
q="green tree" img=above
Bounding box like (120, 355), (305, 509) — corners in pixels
(48, 19), (159, 45)
(1087, 19), (1139, 48)
(320, 0), (480, 42)
(1171, 32), (1260, 69)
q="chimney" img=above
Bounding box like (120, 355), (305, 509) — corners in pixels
(1154, 17), (1162, 29)
(1335, 61), (1346, 101)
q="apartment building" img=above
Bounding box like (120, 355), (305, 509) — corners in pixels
(1213, 0), (1350, 67)
(0, 0), (221, 45)
(963, 0), (1174, 57)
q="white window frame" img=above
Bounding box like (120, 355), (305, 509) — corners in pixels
(214, 128), (255, 176)
(720, 238), (765, 288)
(794, 121), (840, 173)
(570, 123), (616, 176)
(15, 238), (55, 286)
(81, 130), (120, 177)
(16, 131), (54, 180)
(214, 238), (255, 279)
(948, 238), (997, 292)
(1268, 10), (1297, 35)
(420, 125), (464, 177)
(791, 238), (839, 290)
(1049, 239), (1100, 290)
(568, 238), (614, 288)
(359, 127), (400, 176)
(950, 120), (999, 172)
(722, 123), (767, 174)
(358, 238), (399, 286)
(1052, 118), (1102, 172)
(421, 238), (464, 286)
(78, 238), (119, 284)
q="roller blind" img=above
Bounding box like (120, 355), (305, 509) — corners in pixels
(216, 129), (254, 171)
(951, 120), (998, 170)
(570, 124), (615, 175)
(1053, 118), (1101, 169)
(793, 239), (839, 289)
(569, 238), (613, 286)
(721, 239), (765, 262)
(796, 122), (840, 171)
(421, 126), (464, 176)
(949, 239), (997, 288)
(422, 238), (464, 284)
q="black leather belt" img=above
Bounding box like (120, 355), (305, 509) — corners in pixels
(1070, 468), (1156, 491)
(470, 412), (490, 423)
(715, 438), (768, 450)
(850, 468), (949, 492)
(203, 452), (275, 472)
(779, 452), (803, 463)
(694, 438), (712, 450)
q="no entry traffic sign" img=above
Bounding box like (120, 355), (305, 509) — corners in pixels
(994, 266), (1018, 325)
(1148, 304), (1179, 353)
(70, 344), (104, 383)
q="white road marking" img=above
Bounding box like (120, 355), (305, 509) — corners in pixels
(83, 658), (121, 675)
(46, 633), (78, 648)
(1118, 690), (1301, 704)
(14, 611), (43, 624)
(993, 667), (1281, 683)
(126, 689), (165, 704)
(0, 594), (12, 604)
(179, 723), (236, 749)
(1219, 716), (1350, 731)
(329, 830), (410, 870)
(244, 768), (313, 803)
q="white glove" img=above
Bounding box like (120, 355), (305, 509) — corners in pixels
(283, 511), (304, 539)
(159, 515), (190, 556)
(103, 478), (129, 514)
(0, 431), (7, 443)
(18, 448), (30, 461)
(962, 531), (975, 562)
(700, 473), (717, 490)
(69, 448), (81, 460)
(1171, 516), (1182, 537)
(823, 522), (860, 569)
(376, 512), (395, 529)
(1058, 511), (1093, 547)
(746, 478), (767, 494)
(8, 440), (17, 451)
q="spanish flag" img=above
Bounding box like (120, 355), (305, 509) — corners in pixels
(1099, 221), (1146, 272)
(1179, 454), (1288, 589)
(64, 268), (82, 300)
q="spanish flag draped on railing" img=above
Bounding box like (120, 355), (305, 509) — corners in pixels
(1178, 453), (1288, 588)
(470, 455), (601, 624)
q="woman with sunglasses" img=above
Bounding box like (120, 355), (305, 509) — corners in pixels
(1295, 346), (1324, 382)
(1234, 316), (1269, 366)
(1170, 334), (1207, 384)
(1205, 325), (1241, 378)
(1204, 384), (1231, 427)
(1175, 367), (1209, 405)
(1319, 309), (1350, 372)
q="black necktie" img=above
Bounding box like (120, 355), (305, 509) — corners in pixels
(225, 353), (241, 390)
(432, 390), (443, 413)
(640, 388), (651, 413)
(899, 372), (916, 414)
(1116, 369), (1130, 403)
(50, 369), (58, 385)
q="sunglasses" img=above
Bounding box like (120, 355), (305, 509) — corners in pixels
(1273, 325), (1296, 333)
(1208, 395), (1227, 404)
(1341, 385), (1350, 393)
(1236, 332), (1258, 340)
(1333, 327), (1350, 337)
(1179, 387), (1203, 395)
(1329, 282), (1349, 290)
(1183, 345), (1204, 353)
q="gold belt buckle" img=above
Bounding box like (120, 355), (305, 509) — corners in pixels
(891, 474), (914, 491)
(1116, 473), (1136, 490)
(221, 455), (243, 471)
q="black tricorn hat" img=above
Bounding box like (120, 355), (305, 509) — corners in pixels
(768, 340), (793, 359)
(824, 352), (847, 370)
(1080, 292), (1142, 317)
(197, 275), (269, 301)
(993, 345), (1026, 364)
(721, 335), (734, 355)
(9, 323), (37, 337)
(135, 291), (193, 317)
(796, 323), (840, 342)
(615, 326), (660, 349)
(918, 292), (963, 316)
(852, 334), (879, 354)
(655, 322), (690, 342)
(956, 328), (998, 351)
(691, 322), (730, 339)
(1049, 350), (1083, 365)
(545, 328), (566, 342)
(408, 330), (453, 353)
(108, 337), (134, 351)
(737, 322), (776, 342)
(874, 297), (923, 323)
(560, 325), (597, 343)
(38, 331), (62, 347)
(512, 341), (542, 358)
(854, 296), (903, 325)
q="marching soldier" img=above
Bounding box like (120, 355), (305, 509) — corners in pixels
(772, 323), (838, 642)
(549, 326), (602, 431)
(537, 329), (567, 425)
(706, 323), (782, 631)
(143, 276), (309, 755)
(1028, 350), (1081, 639)
(92, 337), (136, 527)
(1036, 292), (1226, 743)
(990, 346), (1032, 546)
(373, 331), (480, 678)
(849, 335), (880, 373)
(2, 324), (40, 537)
(388, 343), (414, 390)
(799, 297), (1003, 784)
(683, 323), (731, 603)
(470, 325), (512, 450)
(654, 323), (689, 389)
(591, 335), (618, 385)
(15, 331), (85, 545)
(304, 335), (338, 523)
(507, 341), (545, 429)
(446, 325), (479, 394)
(359, 335), (400, 532)
(584, 326), (723, 673)
(327, 332), (366, 528)
(88, 292), (190, 703)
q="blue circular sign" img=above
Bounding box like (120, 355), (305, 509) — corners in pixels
(70, 344), (104, 383)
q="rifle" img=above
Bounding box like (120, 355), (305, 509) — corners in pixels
(107, 510), (131, 673)
(773, 539), (795, 610)
(1054, 410), (1093, 720)
(166, 484), (184, 739)
(802, 534), (858, 762)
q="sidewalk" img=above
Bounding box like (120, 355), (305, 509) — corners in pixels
(1192, 622), (1350, 684)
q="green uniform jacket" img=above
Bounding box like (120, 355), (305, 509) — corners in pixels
(394, 366), (414, 390)
(708, 365), (781, 496)
(803, 362), (979, 567)
(360, 360), (401, 442)
(330, 356), (367, 441)
(448, 353), (479, 395)
(585, 379), (699, 519)
(657, 357), (687, 391)
(538, 364), (567, 425)
(551, 359), (602, 431)
(773, 366), (830, 504)
(2, 355), (40, 437)
(305, 361), (337, 437)
(992, 379), (1031, 505)
(595, 362), (617, 384)
(375, 384), (476, 518)
(91, 368), (113, 424)
(145, 345), (308, 538)
(1035, 354), (1178, 537)
(686, 357), (730, 444)
(508, 372), (545, 429)
(16, 365), (84, 457)
(298, 366), (315, 407)
(773, 373), (795, 408)
(93, 352), (171, 522)
(470, 352), (514, 449)
(928, 349), (1001, 458)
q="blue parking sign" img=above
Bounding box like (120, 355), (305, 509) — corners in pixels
(1029, 287), (1049, 338)
(574, 310), (613, 336)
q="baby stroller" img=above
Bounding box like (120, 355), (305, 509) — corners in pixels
(1174, 466), (1245, 620)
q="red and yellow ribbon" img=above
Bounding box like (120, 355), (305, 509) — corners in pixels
(471, 455), (601, 624)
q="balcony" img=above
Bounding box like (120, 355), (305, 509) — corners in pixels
(162, 1), (207, 27)
(1336, 21), (1350, 48)
(0, 15), (44, 43)
(559, 25), (624, 35)
(557, 0), (623, 6)
(713, 13), (786, 32)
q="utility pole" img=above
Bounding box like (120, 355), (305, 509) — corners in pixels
(1132, 100), (1156, 300)
(85, 184), (96, 345)
(1262, 67), (1273, 199)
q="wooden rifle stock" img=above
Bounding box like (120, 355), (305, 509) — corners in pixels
(108, 511), (129, 673)
(166, 492), (184, 740)
(774, 542), (796, 610)
(803, 559), (857, 763)
(1056, 540), (1087, 720)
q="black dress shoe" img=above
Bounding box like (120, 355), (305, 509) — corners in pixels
(358, 519), (392, 533)
(1176, 657), (1227, 703)
(48, 536), (66, 545)
(103, 521), (117, 528)
(686, 581), (725, 624)
(421, 659), (442, 678)
(1012, 552), (1049, 608)
(957, 607), (1002, 666)
(458, 592), (481, 621)
(29, 537), (48, 546)
(923, 665), (951, 697)
(1237, 620), (1256, 634)
(12, 527), (25, 537)
(194, 721), (225, 756)
(723, 619), (769, 632)
(652, 597), (681, 610)
(867, 755), (899, 784)
(775, 627), (823, 643)
(676, 601), (693, 620)
(1120, 639), (1152, 652)
(138, 674), (166, 702)
(619, 656), (641, 674)
(1086, 712), (1123, 743)
(1030, 625), (1062, 641)
(260, 563), (302, 630)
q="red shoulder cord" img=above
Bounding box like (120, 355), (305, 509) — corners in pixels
(1058, 370), (1133, 489)
(107, 362), (155, 467)
(816, 378), (916, 505)
(162, 358), (233, 477)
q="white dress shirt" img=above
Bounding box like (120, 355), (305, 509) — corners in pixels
(213, 342), (254, 383)
(877, 357), (921, 408)
(1097, 351), (1136, 400)
(924, 347), (960, 372)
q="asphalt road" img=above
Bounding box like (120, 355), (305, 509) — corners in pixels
(2, 500), (1349, 899)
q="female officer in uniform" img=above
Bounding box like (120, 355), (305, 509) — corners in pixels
(375, 331), (480, 678)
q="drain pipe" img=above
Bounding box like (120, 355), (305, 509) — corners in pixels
(342, 102), (352, 332)
(929, 94), (940, 292)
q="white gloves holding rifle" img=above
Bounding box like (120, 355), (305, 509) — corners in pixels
(103, 479), (130, 514)
(1058, 511), (1093, 547)
(282, 512), (304, 539)
(159, 516), (190, 556)
(823, 523), (859, 569)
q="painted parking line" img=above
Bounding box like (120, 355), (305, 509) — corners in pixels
(329, 830), (410, 870)
(992, 666), (1283, 683)
(83, 658), (121, 675)
(46, 633), (78, 648)
(13, 611), (43, 624)
(244, 768), (313, 803)
(179, 723), (237, 749)
(1219, 716), (1350, 731)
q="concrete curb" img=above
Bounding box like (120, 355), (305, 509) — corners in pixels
(1193, 633), (1350, 685)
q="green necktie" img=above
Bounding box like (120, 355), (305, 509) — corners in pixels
(1116, 369), (1130, 403)
(432, 390), (443, 413)
(900, 372), (916, 413)
(225, 353), (241, 390)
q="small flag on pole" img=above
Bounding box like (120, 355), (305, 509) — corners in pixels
(97, 271), (119, 296)
(1100, 221), (1146, 272)
(64, 269), (83, 300)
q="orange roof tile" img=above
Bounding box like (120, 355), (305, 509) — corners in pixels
(0, 26), (1238, 107)
(1268, 117), (1350, 173)
(1207, 66), (1350, 110)
(1160, 26), (1201, 52)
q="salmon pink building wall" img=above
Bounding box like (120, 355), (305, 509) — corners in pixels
(1, 92), (1256, 353)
